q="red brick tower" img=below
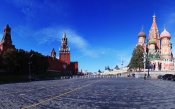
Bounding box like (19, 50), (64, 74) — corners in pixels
(0, 24), (15, 55)
(59, 32), (70, 64)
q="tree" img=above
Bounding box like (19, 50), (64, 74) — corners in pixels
(114, 65), (120, 70)
(3, 49), (29, 73)
(29, 50), (49, 74)
(16, 49), (29, 73)
(2, 49), (49, 74)
(3, 49), (18, 72)
(128, 45), (144, 71)
(98, 69), (101, 73)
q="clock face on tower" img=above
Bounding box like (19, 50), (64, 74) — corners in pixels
(7, 36), (10, 40)
(63, 44), (67, 49)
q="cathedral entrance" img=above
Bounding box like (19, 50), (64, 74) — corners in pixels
(158, 62), (162, 71)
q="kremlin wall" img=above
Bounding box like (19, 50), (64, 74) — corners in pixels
(0, 24), (78, 74)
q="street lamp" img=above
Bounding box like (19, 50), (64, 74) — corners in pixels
(116, 54), (123, 70)
(147, 61), (151, 77)
(143, 51), (147, 73)
(29, 54), (33, 81)
(143, 50), (151, 78)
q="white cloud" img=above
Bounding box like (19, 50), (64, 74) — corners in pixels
(33, 26), (63, 44)
(7, 0), (98, 57)
(13, 25), (102, 58)
(5, 0), (37, 20)
(7, 0), (66, 21)
(65, 29), (88, 50)
(14, 24), (133, 61)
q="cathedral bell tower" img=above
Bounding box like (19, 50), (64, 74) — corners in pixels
(59, 32), (70, 64)
(148, 14), (160, 52)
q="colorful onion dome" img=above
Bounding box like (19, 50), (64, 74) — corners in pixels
(160, 28), (171, 39)
(138, 30), (146, 38)
(148, 38), (156, 45)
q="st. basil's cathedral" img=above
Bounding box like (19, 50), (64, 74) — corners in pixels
(137, 14), (174, 71)
(0, 24), (78, 74)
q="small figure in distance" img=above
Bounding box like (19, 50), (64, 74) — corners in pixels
(144, 74), (147, 80)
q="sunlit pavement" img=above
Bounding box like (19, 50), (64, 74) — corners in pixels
(0, 76), (175, 109)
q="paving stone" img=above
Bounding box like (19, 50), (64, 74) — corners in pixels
(0, 77), (175, 108)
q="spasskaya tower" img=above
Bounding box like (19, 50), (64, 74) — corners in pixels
(59, 32), (70, 64)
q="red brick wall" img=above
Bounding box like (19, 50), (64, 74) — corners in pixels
(59, 53), (70, 64)
(0, 43), (15, 53)
(47, 56), (78, 74)
(47, 56), (64, 71)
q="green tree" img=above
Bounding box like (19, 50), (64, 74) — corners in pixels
(3, 49), (29, 73)
(114, 65), (120, 70)
(128, 45), (144, 71)
(98, 69), (101, 73)
(29, 50), (49, 74)
(3, 49), (18, 72)
(2, 49), (49, 74)
(0, 55), (3, 69)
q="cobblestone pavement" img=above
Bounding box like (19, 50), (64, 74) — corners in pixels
(0, 77), (175, 109)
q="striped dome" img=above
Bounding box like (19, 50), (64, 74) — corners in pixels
(160, 28), (171, 39)
(148, 38), (156, 45)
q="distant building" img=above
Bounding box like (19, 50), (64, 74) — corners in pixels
(137, 14), (174, 71)
(0, 24), (78, 74)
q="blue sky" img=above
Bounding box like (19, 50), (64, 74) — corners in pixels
(1, 0), (175, 72)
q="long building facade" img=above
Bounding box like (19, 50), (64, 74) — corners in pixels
(0, 24), (78, 74)
(137, 14), (174, 71)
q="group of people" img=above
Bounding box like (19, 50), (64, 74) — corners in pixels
(148, 61), (162, 71)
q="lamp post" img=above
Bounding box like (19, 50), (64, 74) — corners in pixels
(116, 54), (123, 70)
(145, 40), (150, 77)
(143, 51), (146, 73)
(147, 61), (150, 77)
(29, 54), (33, 81)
